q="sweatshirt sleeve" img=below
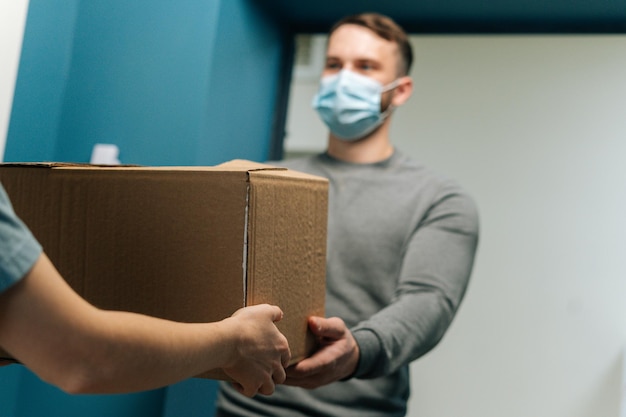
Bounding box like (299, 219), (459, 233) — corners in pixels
(351, 182), (479, 379)
(0, 184), (43, 293)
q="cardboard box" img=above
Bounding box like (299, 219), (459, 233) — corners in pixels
(0, 160), (327, 379)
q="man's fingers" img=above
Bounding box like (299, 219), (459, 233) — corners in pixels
(309, 316), (345, 339)
(286, 352), (326, 378)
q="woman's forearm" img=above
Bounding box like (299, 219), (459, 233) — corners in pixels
(0, 254), (289, 395)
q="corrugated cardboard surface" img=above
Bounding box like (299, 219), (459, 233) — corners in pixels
(0, 160), (327, 380)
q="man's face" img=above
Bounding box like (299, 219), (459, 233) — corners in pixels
(324, 24), (401, 110)
(324, 24), (400, 86)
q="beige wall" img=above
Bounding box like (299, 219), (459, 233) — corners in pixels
(286, 34), (626, 417)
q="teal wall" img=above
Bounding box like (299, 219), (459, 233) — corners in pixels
(3, 0), (80, 162)
(6, 0), (287, 166)
(1, 0), (291, 416)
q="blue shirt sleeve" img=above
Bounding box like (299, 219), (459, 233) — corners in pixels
(0, 183), (42, 293)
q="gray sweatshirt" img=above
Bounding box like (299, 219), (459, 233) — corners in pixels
(217, 150), (479, 417)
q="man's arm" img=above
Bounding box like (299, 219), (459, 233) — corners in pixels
(351, 186), (479, 378)
(286, 185), (479, 387)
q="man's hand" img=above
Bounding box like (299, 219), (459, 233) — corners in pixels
(222, 304), (291, 397)
(284, 316), (359, 389)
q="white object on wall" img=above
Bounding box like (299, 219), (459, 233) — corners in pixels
(0, 0), (30, 162)
(90, 144), (121, 165)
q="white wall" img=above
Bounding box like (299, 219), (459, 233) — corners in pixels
(285, 35), (626, 417)
(0, 0), (30, 161)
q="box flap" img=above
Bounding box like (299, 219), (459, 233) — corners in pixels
(0, 160), (278, 172)
(214, 159), (286, 172)
(0, 162), (142, 168)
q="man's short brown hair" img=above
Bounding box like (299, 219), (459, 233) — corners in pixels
(329, 13), (413, 76)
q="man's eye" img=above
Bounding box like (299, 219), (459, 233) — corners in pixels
(326, 62), (341, 69)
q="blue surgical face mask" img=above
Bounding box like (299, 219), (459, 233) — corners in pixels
(312, 70), (400, 141)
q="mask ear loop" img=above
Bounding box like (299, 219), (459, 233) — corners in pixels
(382, 78), (402, 93)
(379, 78), (401, 118)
